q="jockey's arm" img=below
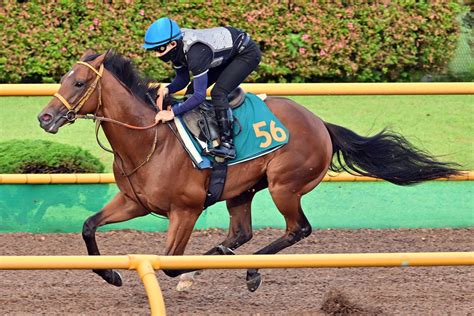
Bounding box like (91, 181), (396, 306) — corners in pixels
(166, 65), (190, 94)
(171, 44), (212, 116)
(171, 71), (208, 116)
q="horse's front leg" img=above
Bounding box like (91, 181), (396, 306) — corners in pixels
(177, 181), (266, 291)
(82, 192), (148, 286)
(161, 208), (201, 278)
(176, 195), (253, 291)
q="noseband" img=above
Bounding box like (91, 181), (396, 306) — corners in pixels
(54, 61), (104, 122)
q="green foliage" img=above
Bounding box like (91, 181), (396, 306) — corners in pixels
(1, 1), (462, 83)
(0, 139), (105, 173)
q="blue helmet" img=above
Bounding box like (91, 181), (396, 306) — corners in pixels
(143, 17), (182, 49)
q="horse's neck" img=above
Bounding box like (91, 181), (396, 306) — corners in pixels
(98, 75), (166, 166)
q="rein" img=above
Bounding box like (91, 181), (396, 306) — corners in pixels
(73, 89), (164, 130)
(76, 113), (159, 130)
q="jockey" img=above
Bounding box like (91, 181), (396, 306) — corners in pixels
(143, 17), (261, 160)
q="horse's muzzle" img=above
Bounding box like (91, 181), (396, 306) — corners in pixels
(38, 110), (67, 134)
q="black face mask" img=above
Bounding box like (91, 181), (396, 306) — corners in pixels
(158, 40), (185, 64)
(158, 45), (179, 63)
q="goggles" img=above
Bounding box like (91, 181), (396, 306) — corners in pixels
(149, 44), (169, 53)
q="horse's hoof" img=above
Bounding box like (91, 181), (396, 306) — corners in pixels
(176, 279), (194, 292)
(94, 269), (123, 287)
(216, 245), (235, 255)
(246, 272), (262, 292)
(109, 270), (123, 286)
(177, 272), (196, 292)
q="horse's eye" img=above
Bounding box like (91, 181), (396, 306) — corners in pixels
(74, 81), (85, 88)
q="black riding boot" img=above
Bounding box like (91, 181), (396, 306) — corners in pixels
(209, 109), (236, 160)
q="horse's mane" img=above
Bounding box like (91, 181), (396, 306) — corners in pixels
(84, 51), (160, 111)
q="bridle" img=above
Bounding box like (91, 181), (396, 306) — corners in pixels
(54, 61), (105, 122)
(53, 60), (161, 176)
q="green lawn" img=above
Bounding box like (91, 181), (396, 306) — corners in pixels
(0, 95), (473, 172)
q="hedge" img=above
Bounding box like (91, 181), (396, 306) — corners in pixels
(0, 139), (105, 173)
(1, 1), (462, 83)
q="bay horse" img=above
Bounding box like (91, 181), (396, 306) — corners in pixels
(38, 50), (459, 292)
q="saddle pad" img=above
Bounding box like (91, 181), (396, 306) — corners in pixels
(174, 93), (290, 169)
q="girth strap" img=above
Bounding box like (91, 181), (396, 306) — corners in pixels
(204, 162), (228, 208)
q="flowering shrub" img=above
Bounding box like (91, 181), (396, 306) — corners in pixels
(1, 1), (461, 83)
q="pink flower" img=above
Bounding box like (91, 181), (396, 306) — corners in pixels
(336, 42), (344, 49)
(61, 46), (67, 52)
(347, 22), (354, 30)
(93, 18), (100, 26)
(301, 34), (310, 41)
(139, 9), (145, 16)
(299, 47), (306, 54)
(247, 16), (254, 23)
(319, 49), (327, 56)
(89, 25), (95, 31)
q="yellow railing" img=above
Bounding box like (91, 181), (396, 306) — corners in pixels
(0, 171), (472, 184)
(1, 252), (473, 315)
(1, 82), (474, 96)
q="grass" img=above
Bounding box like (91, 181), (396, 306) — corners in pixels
(0, 95), (472, 172)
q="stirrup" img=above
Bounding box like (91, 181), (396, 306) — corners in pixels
(208, 143), (236, 160)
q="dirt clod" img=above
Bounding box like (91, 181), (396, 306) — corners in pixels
(321, 289), (379, 315)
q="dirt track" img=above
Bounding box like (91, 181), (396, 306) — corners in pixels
(1, 228), (473, 315)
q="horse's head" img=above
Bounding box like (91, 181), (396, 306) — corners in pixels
(38, 49), (107, 133)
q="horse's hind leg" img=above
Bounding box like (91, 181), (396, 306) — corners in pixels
(205, 190), (255, 254)
(205, 178), (268, 254)
(246, 191), (311, 292)
(82, 192), (148, 286)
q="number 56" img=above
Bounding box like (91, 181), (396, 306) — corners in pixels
(253, 120), (287, 148)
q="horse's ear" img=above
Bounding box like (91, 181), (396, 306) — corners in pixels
(105, 48), (114, 58)
(79, 49), (96, 61)
(91, 53), (107, 66)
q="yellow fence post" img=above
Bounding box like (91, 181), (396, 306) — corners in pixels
(135, 259), (166, 316)
(128, 255), (166, 315)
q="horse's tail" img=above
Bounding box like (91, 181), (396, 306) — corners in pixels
(324, 122), (461, 185)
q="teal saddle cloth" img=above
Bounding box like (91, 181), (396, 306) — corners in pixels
(177, 93), (290, 169)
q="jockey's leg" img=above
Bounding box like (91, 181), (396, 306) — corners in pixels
(211, 105), (237, 159)
(209, 43), (261, 160)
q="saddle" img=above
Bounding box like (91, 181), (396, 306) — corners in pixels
(182, 87), (246, 144)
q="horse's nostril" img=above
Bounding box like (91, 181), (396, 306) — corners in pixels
(41, 113), (53, 122)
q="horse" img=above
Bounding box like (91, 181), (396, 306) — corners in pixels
(38, 50), (460, 292)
